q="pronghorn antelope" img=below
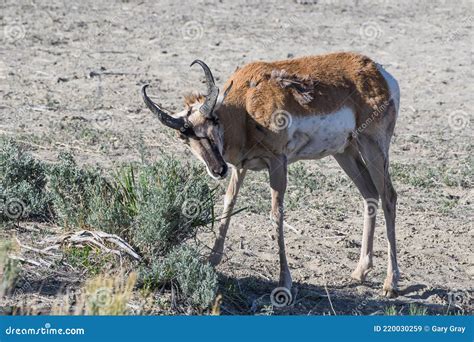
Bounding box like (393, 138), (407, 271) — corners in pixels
(142, 52), (401, 299)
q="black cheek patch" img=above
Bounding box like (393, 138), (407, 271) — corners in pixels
(180, 125), (197, 138)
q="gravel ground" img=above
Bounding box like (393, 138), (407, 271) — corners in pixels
(0, 0), (472, 315)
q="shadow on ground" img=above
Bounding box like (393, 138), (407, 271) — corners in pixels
(218, 274), (470, 316)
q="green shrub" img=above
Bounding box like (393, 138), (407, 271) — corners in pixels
(48, 152), (104, 228)
(0, 137), (221, 310)
(85, 171), (132, 238)
(132, 158), (215, 257)
(0, 138), (50, 221)
(47, 154), (218, 309)
(142, 245), (217, 309)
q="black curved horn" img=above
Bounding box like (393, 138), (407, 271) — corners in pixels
(141, 85), (185, 131)
(190, 59), (219, 117)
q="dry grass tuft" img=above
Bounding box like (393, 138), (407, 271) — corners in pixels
(52, 272), (137, 315)
(0, 238), (20, 297)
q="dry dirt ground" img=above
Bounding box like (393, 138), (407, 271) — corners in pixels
(0, 0), (473, 315)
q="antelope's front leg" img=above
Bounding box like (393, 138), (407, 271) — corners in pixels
(209, 167), (247, 266)
(268, 155), (292, 291)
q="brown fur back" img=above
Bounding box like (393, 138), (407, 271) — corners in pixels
(222, 52), (390, 128)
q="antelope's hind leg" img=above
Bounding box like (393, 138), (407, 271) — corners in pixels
(334, 143), (379, 282)
(357, 113), (399, 297)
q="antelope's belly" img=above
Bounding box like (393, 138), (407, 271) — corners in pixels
(286, 106), (356, 161)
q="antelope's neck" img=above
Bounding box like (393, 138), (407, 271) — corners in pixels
(216, 104), (247, 167)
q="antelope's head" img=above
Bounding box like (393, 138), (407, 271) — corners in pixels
(142, 60), (232, 180)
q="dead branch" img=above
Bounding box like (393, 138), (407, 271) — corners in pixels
(50, 230), (141, 261)
(8, 255), (43, 267)
(14, 236), (57, 257)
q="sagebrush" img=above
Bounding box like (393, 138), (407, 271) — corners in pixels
(0, 137), (219, 310)
(0, 139), (50, 221)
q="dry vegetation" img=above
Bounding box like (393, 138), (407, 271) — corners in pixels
(1, 0), (473, 315)
(0, 138), (220, 314)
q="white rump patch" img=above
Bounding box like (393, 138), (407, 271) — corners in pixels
(376, 63), (400, 114)
(286, 106), (356, 161)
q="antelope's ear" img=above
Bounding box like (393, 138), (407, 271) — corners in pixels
(215, 81), (233, 110)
